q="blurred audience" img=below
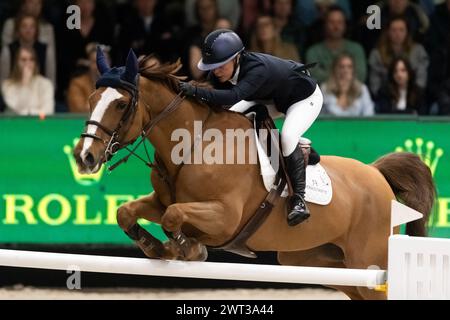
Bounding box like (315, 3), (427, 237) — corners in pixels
(67, 43), (109, 113)
(249, 15), (300, 61)
(294, 0), (352, 27)
(117, 0), (177, 64)
(2, 0), (55, 49)
(271, 0), (305, 57)
(185, 0), (241, 29)
(57, 0), (113, 101)
(183, 0), (220, 79)
(321, 53), (374, 116)
(369, 16), (429, 96)
(188, 17), (232, 80)
(239, 0), (271, 36)
(0, 15), (55, 86)
(382, 0), (429, 40)
(375, 57), (426, 114)
(0, 0), (447, 116)
(355, 0), (429, 55)
(306, 6), (367, 83)
(1, 46), (54, 115)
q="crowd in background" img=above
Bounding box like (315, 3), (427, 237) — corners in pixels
(0, 0), (449, 117)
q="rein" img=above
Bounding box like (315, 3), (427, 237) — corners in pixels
(107, 92), (185, 172)
(81, 83), (185, 172)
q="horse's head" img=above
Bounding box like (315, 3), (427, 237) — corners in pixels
(74, 47), (144, 174)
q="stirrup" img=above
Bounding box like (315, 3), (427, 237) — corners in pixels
(287, 195), (310, 226)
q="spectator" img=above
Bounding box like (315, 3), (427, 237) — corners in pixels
(1, 0), (55, 49)
(57, 0), (113, 101)
(271, 0), (305, 57)
(375, 57), (426, 114)
(306, 6), (367, 83)
(382, 0), (429, 40)
(1, 46), (54, 115)
(354, 0), (429, 55)
(249, 15), (300, 61)
(294, 0), (352, 27)
(321, 53), (374, 116)
(188, 18), (233, 80)
(117, 0), (177, 64)
(188, 0), (220, 38)
(368, 16), (429, 96)
(185, 0), (241, 29)
(0, 15), (55, 86)
(239, 0), (271, 36)
(67, 43), (109, 113)
(183, 0), (220, 79)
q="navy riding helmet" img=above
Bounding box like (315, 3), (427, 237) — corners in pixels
(198, 29), (245, 71)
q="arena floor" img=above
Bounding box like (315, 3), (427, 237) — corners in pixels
(0, 287), (348, 300)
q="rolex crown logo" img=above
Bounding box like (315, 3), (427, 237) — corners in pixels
(64, 138), (105, 186)
(395, 138), (444, 177)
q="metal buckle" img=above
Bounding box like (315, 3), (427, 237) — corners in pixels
(105, 133), (120, 159)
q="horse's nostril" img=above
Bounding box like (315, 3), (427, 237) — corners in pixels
(84, 152), (96, 167)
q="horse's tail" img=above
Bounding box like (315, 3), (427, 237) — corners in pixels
(372, 152), (436, 237)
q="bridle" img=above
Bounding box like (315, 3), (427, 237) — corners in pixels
(80, 78), (185, 171)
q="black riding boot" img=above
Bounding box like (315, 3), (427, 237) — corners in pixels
(284, 145), (310, 226)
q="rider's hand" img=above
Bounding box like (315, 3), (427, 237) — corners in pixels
(179, 81), (197, 97)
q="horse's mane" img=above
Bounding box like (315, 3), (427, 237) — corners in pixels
(138, 55), (226, 112)
(138, 55), (187, 93)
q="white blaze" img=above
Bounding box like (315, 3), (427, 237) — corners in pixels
(81, 88), (123, 165)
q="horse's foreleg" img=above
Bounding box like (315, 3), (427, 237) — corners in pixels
(117, 192), (171, 259)
(161, 201), (234, 261)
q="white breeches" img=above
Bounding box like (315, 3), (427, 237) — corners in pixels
(229, 85), (323, 157)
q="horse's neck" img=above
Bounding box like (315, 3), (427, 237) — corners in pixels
(141, 80), (208, 175)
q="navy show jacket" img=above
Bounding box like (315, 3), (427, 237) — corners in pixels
(195, 52), (318, 113)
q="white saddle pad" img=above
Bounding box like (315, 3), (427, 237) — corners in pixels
(252, 115), (332, 206)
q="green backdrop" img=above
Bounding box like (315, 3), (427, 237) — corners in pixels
(0, 115), (449, 244)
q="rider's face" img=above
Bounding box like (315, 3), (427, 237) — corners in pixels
(213, 59), (235, 83)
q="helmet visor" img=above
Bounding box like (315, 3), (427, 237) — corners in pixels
(197, 51), (241, 71)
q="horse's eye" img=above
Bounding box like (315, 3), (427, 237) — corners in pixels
(117, 102), (127, 110)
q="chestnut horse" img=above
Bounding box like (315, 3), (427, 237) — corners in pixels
(74, 52), (435, 300)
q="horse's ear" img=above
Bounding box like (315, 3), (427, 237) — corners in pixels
(96, 46), (110, 75)
(122, 49), (138, 84)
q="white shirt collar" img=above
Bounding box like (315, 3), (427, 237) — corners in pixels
(228, 64), (240, 85)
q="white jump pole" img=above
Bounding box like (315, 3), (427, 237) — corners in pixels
(0, 249), (386, 288)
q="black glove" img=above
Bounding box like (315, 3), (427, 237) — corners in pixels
(179, 81), (197, 97)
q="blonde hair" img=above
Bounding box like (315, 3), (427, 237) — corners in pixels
(325, 53), (362, 107)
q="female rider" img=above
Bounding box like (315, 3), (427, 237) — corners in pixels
(179, 29), (323, 226)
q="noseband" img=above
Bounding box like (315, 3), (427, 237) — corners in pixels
(80, 79), (185, 169)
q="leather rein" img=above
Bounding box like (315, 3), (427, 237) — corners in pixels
(81, 81), (185, 172)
